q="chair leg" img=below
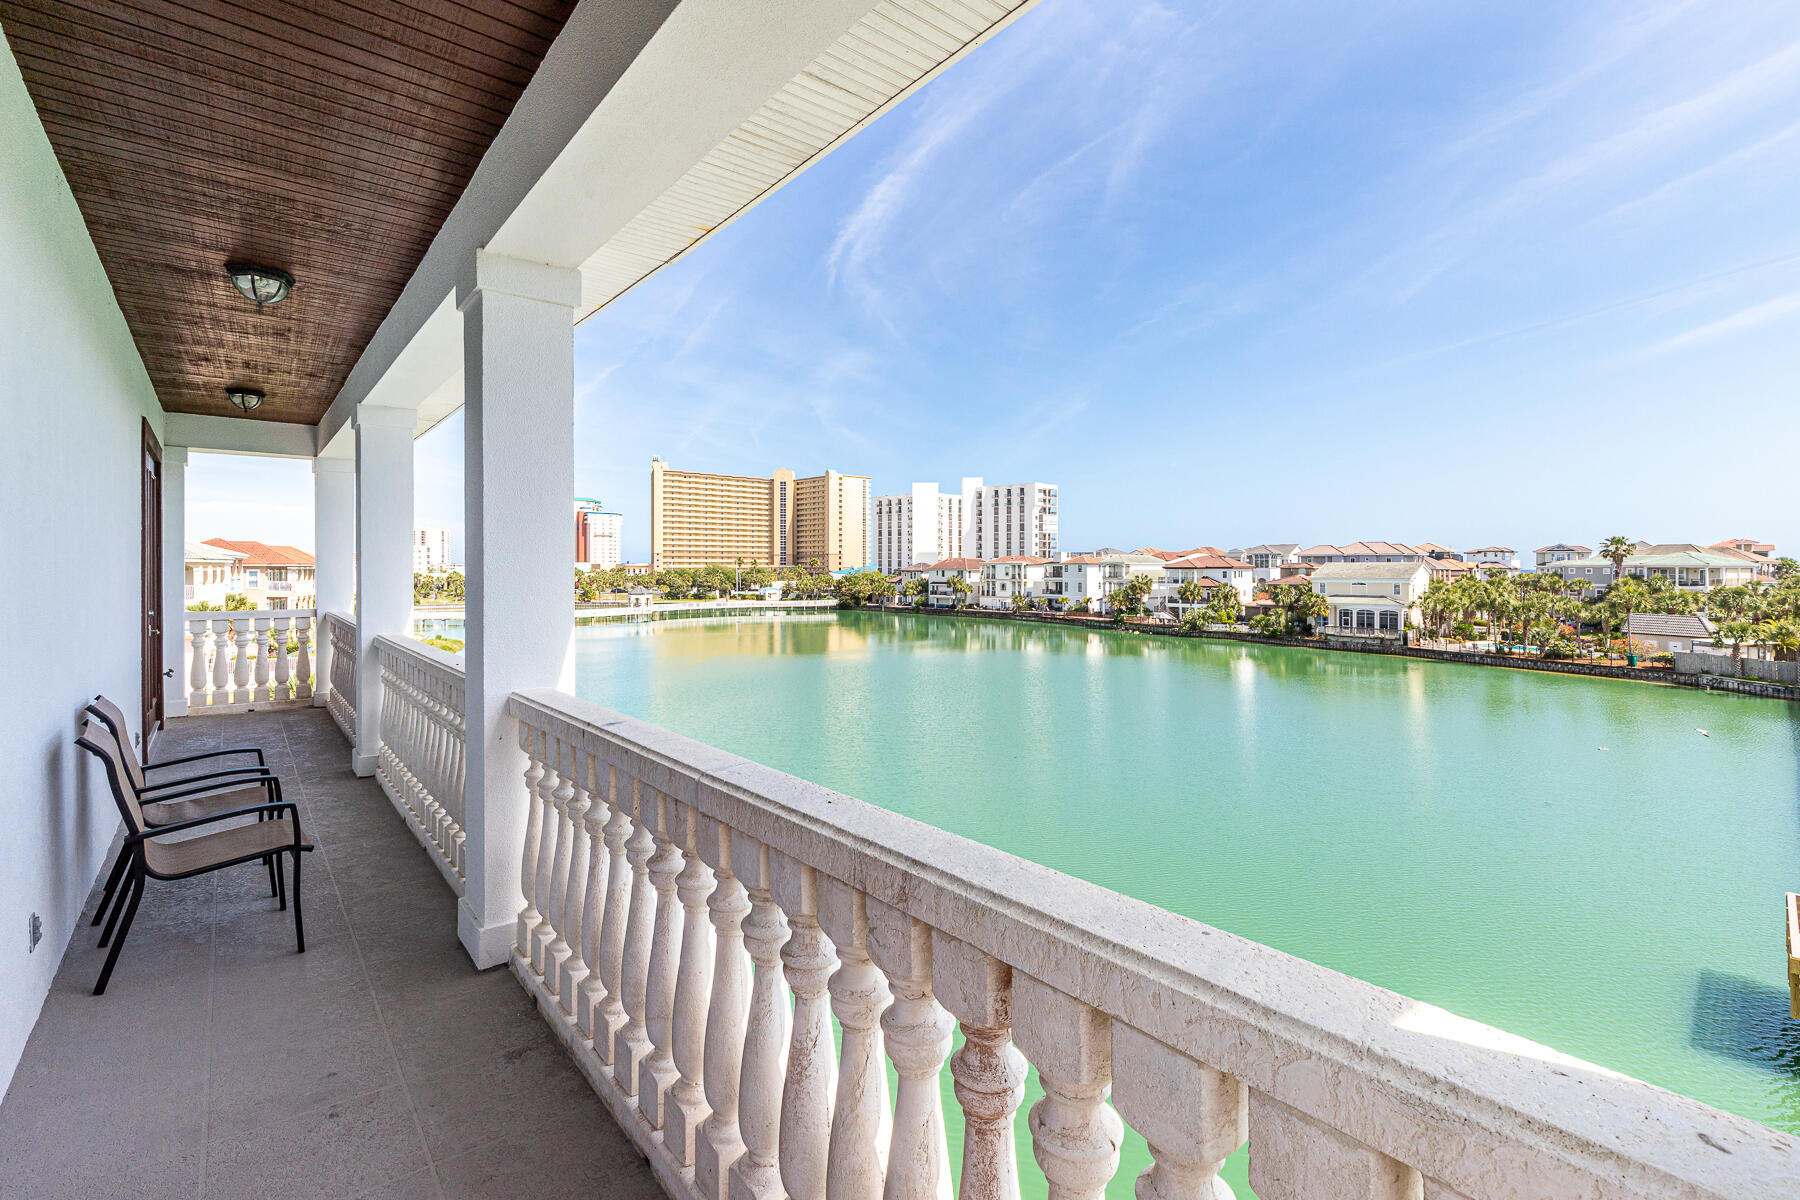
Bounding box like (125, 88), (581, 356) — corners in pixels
(91, 847), (128, 926)
(94, 870), (145, 996)
(275, 850), (287, 912)
(98, 862), (135, 948)
(265, 852), (278, 897)
(291, 850), (305, 954)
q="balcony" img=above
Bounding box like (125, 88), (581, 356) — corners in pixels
(9, 0), (1800, 1196)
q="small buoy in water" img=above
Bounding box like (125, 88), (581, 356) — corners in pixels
(1597, 746), (1608, 751)
(1696, 728), (1709, 737)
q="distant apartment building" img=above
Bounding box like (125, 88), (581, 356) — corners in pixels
(413, 527), (453, 573)
(573, 498), (623, 568)
(648, 457), (869, 570)
(1532, 544), (1587, 568)
(967, 479), (1058, 560)
(184, 541), (245, 607)
(872, 480), (972, 573)
(201, 538), (316, 609)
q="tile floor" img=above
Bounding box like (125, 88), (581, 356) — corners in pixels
(0, 705), (663, 1200)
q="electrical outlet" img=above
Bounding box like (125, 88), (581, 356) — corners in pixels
(27, 912), (42, 952)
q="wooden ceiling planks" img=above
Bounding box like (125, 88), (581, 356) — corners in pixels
(0, 0), (577, 423)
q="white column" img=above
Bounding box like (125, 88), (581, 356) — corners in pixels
(457, 249), (580, 968)
(161, 447), (188, 717)
(353, 403), (417, 775)
(313, 454), (355, 708)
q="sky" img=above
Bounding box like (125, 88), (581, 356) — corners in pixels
(191, 0), (1800, 563)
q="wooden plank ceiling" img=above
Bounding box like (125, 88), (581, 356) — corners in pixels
(0, 0), (577, 424)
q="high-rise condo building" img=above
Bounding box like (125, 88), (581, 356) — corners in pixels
(573, 498), (623, 568)
(648, 457), (870, 570)
(872, 481), (972, 572)
(966, 479), (1058, 561)
(412, 528), (452, 572)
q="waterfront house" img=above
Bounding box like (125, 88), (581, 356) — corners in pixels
(1427, 557), (1483, 583)
(202, 538), (317, 610)
(1043, 554), (1108, 608)
(923, 556), (985, 608)
(977, 555), (1050, 608)
(1096, 552), (1169, 612)
(1297, 542), (1434, 565)
(1232, 543), (1303, 579)
(182, 540), (245, 608)
(1309, 562), (1432, 637)
(1623, 547), (1769, 590)
(1162, 553), (1257, 605)
(1533, 544), (1590, 567)
(1623, 613), (1718, 655)
(1469, 546), (1523, 570)
(6, 2), (1796, 1196)
(1712, 536), (1776, 558)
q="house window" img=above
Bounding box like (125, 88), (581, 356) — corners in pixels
(1379, 611), (1398, 632)
(1356, 609), (1375, 630)
(247, 569), (260, 586)
(1392, 584), (1400, 596)
(1339, 609), (1353, 629)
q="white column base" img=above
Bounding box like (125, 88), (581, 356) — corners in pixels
(459, 897), (517, 968)
(353, 749), (379, 777)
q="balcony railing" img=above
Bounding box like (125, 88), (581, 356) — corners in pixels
(322, 611), (357, 741)
(503, 686), (1793, 1200)
(181, 610), (314, 711)
(374, 634), (467, 891)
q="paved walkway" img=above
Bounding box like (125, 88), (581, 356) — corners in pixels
(0, 705), (662, 1200)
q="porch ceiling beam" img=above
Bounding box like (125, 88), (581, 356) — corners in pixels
(318, 0), (1042, 446)
(163, 413), (317, 459)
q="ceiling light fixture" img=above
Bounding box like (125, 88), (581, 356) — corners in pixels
(224, 263), (294, 310)
(226, 387), (265, 413)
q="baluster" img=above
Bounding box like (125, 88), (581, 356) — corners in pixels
(728, 837), (791, 1200)
(529, 739), (565, 974)
(1012, 976), (1123, 1200)
(293, 615), (312, 698)
(574, 756), (613, 1041)
(210, 617), (231, 703)
(542, 745), (578, 990)
(272, 615), (292, 700)
(1245, 1094), (1416, 1200)
(696, 819), (751, 1200)
(1111, 1025), (1244, 1200)
(819, 881), (890, 1200)
(773, 857), (835, 1200)
(252, 616), (272, 701)
(447, 684), (467, 873)
(556, 749), (594, 1011)
(614, 779), (658, 1094)
(932, 933), (1026, 1200)
(666, 810), (716, 1167)
(594, 767), (635, 1064)
(866, 901), (953, 1200)
(513, 724), (547, 959)
(429, 677), (453, 856)
(187, 620), (208, 708)
(637, 794), (686, 1126)
(230, 616), (253, 704)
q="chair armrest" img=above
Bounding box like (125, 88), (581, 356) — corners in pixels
(138, 775), (282, 807)
(145, 746), (266, 771)
(130, 801), (302, 842)
(138, 767), (277, 795)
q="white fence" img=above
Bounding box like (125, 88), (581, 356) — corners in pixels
(373, 635), (467, 891)
(505, 687), (1798, 1200)
(322, 611), (357, 740)
(182, 610), (314, 711)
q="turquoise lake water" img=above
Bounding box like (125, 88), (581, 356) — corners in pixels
(425, 610), (1800, 1192)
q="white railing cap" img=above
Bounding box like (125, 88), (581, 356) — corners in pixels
(184, 608), (317, 622)
(507, 686), (1800, 1198)
(373, 632), (465, 676)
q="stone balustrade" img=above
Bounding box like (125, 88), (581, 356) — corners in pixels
(322, 611), (356, 741)
(373, 635), (467, 891)
(182, 609), (314, 712)
(506, 687), (1800, 1200)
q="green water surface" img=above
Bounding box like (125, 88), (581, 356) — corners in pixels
(490, 610), (1800, 1191)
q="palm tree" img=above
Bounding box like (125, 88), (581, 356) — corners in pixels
(1176, 579), (1207, 611)
(1600, 535), (1635, 588)
(1715, 619), (1756, 665)
(947, 574), (973, 609)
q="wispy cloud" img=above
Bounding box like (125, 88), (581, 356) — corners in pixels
(1648, 285), (1800, 353)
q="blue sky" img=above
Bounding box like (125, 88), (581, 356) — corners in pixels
(192, 0), (1800, 563)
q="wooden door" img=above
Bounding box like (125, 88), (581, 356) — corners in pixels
(141, 420), (163, 745)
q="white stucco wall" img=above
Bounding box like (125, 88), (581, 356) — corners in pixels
(0, 35), (164, 1093)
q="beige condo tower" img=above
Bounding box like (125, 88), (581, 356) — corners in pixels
(649, 457), (869, 571)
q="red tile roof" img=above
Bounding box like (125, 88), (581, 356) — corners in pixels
(988, 555), (1050, 564)
(928, 558), (986, 570)
(1266, 574), (1313, 587)
(203, 538), (315, 566)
